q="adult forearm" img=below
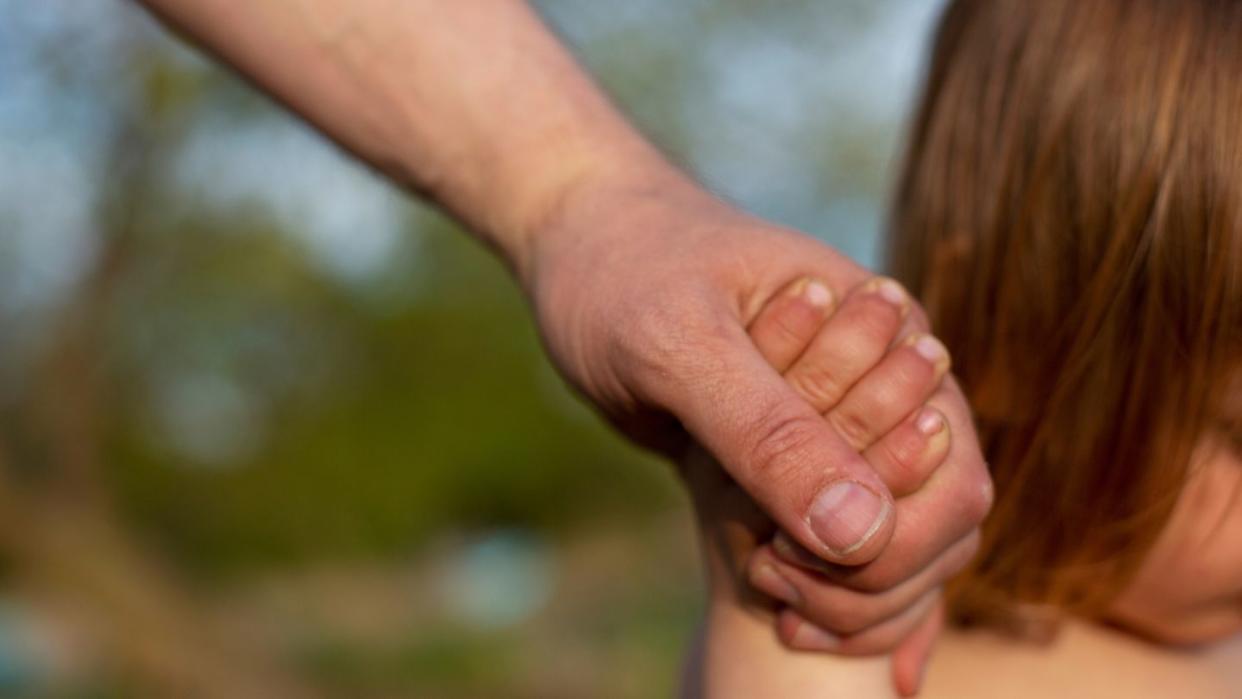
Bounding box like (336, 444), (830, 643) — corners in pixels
(137, 0), (674, 278)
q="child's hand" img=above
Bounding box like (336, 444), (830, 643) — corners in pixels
(685, 275), (988, 697)
(747, 276), (954, 498)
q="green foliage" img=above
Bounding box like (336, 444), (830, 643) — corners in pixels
(105, 208), (680, 575)
(298, 628), (522, 696)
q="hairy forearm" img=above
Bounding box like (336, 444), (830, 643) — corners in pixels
(136, 0), (677, 278)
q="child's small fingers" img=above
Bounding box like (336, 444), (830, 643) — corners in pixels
(776, 588), (941, 657)
(782, 277), (910, 414)
(826, 333), (951, 451)
(862, 406), (951, 497)
(890, 599), (945, 697)
(892, 297), (933, 347)
(749, 531), (976, 633)
(747, 277), (837, 372)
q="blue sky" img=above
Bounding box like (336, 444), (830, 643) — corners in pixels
(0, 0), (946, 322)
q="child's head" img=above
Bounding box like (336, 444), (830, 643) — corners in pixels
(889, 0), (1242, 640)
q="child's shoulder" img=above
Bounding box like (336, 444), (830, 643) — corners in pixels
(923, 620), (1241, 699)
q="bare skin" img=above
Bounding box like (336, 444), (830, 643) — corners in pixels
(690, 278), (1242, 698)
(925, 620), (1242, 699)
(133, 0), (993, 690)
(686, 276), (979, 696)
(689, 611), (1242, 699)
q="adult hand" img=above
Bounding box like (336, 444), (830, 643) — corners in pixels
(737, 273), (985, 696)
(530, 167), (991, 560)
(528, 168), (993, 695)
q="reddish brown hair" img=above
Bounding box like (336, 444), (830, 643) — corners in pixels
(889, 0), (1242, 630)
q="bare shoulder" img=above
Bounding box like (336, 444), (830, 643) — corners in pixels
(688, 600), (895, 699)
(924, 619), (1242, 699)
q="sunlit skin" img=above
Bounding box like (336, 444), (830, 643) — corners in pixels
(690, 283), (1242, 698)
(684, 275), (984, 697)
(1107, 422), (1242, 645)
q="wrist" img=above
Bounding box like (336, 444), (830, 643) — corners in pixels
(501, 138), (686, 286)
(511, 143), (726, 292)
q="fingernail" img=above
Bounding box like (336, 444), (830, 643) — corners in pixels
(915, 407), (945, 436)
(807, 481), (890, 556)
(908, 334), (950, 372)
(869, 278), (909, 307)
(793, 620), (840, 650)
(803, 279), (833, 308)
(751, 563), (802, 606)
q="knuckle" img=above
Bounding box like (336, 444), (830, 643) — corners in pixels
(771, 310), (812, 346)
(827, 408), (875, 449)
(612, 300), (680, 364)
(980, 474), (996, 515)
(787, 366), (847, 408)
(879, 437), (913, 472)
(892, 351), (936, 388)
(880, 431), (924, 480)
(615, 301), (731, 389)
(963, 473), (995, 523)
(851, 296), (903, 344)
(936, 457), (994, 532)
(746, 405), (823, 481)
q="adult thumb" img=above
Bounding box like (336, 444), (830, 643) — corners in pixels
(663, 325), (896, 565)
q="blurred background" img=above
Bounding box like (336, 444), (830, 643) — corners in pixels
(0, 0), (944, 696)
